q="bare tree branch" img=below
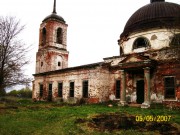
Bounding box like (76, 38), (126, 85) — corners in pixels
(0, 16), (31, 95)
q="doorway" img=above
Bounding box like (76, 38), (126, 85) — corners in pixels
(136, 80), (144, 104)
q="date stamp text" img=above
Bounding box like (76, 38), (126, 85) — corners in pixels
(136, 115), (171, 122)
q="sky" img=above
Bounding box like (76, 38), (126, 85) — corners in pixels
(0, 0), (179, 86)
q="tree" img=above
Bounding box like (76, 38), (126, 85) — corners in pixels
(0, 16), (31, 96)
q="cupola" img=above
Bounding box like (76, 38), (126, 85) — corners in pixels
(42, 0), (66, 23)
(120, 0), (180, 38)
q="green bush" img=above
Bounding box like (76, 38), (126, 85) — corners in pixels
(7, 90), (18, 97)
(7, 88), (32, 98)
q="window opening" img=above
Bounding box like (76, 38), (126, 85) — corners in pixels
(83, 80), (88, 98)
(39, 84), (43, 97)
(70, 82), (74, 97)
(48, 83), (52, 101)
(164, 77), (175, 99)
(171, 34), (180, 46)
(42, 28), (46, 45)
(41, 62), (43, 67)
(58, 62), (61, 67)
(133, 37), (149, 49)
(58, 82), (63, 97)
(116, 80), (120, 99)
(57, 28), (62, 44)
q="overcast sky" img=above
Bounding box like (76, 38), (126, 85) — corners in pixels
(0, 0), (179, 80)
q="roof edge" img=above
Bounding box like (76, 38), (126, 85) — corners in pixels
(33, 62), (106, 76)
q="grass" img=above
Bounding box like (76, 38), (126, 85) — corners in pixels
(0, 97), (179, 135)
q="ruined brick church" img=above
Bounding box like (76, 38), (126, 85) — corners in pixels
(32, 0), (180, 108)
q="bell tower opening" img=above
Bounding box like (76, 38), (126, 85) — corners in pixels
(56, 28), (63, 44)
(42, 27), (46, 46)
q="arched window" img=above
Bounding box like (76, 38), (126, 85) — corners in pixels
(56, 55), (63, 69)
(41, 62), (43, 67)
(170, 34), (180, 46)
(56, 28), (63, 44)
(58, 62), (61, 67)
(42, 28), (46, 45)
(133, 37), (149, 49)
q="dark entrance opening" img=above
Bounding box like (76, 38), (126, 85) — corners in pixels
(136, 80), (144, 104)
(48, 83), (52, 101)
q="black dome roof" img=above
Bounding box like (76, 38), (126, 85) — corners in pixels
(42, 13), (66, 23)
(120, 1), (180, 38)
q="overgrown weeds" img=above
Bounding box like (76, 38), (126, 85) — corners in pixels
(0, 97), (179, 135)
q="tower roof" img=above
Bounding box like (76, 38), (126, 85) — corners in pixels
(42, 0), (66, 23)
(120, 0), (180, 38)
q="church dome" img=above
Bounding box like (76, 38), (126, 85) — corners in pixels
(120, 0), (180, 38)
(43, 13), (66, 23)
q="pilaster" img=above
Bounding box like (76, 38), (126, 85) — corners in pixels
(120, 70), (127, 106)
(141, 67), (151, 108)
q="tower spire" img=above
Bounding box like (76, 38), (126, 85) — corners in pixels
(53, 0), (57, 14)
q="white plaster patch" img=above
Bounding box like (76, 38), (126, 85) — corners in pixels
(131, 92), (137, 102)
(151, 93), (157, 101)
(109, 94), (115, 101)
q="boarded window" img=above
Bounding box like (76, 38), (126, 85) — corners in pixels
(70, 82), (74, 97)
(116, 80), (120, 99)
(133, 37), (149, 49)
(58, 82), (63, 97)
(164, 77), (175, 99)
(39, 84), (43, 97)
(57, 28), (62, 44)
(83, 80), (88, 98)
(42, 28), (46, 45)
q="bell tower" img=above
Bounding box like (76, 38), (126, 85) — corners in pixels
(36, 0), (69, 73)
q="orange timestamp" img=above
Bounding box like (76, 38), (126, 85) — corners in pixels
(136, 115), (171, 122)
